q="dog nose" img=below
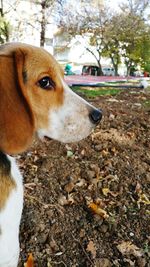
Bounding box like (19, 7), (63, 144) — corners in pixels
(89, 108), (102, 124)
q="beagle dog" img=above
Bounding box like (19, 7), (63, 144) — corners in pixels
(0, 42), (102, 267)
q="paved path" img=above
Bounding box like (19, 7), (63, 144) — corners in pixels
(64, 75), (138, 86)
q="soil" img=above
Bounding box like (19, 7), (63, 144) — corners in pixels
(18, 88), (150, 267)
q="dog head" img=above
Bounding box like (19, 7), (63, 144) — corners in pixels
(0, 43), (102, 154)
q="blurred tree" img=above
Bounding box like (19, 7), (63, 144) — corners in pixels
(0, 0), (10, 43)
(35, 0), (64, 46)
(35, 0), (54, 47)
(58, 2), (111, 75)
(110, 0), (150, 75)
(0, 17), (10, 43)
(5, 0), (65, 46)
(119, 0), (150, 16)
(140, 29), (150, 72)
(58, 0), (150, 76)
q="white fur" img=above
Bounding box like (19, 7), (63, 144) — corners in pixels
(38, 81), (95, 142)
(0, 156), (23, 267)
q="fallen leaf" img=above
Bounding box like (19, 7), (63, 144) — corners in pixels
(88, 202), (109, 219)
(76, 179), (86, 187)
(102, 188), (110, 196)
(80, 149), (85, 155)
(24, 253), (34, 267)
(137, 193), (150, 207)
(64, 181), (74, 193)
(124, 258), (135, 266)
(86, 240), (96, 258)
(67, 193), (75, 204)
(58, 195), (68, 206)
(135, 182), (142, 194)
(47, 262), (53, 267)
(101, 150), (109, 156)
(117, 241), (143, 257)
(102, 188), (119, 197)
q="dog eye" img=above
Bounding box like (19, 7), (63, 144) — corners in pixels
(38, 76), (55, 90)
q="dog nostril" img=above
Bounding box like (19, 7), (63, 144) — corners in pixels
(89, 109), (102, 124)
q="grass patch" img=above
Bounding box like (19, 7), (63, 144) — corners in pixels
(143, 100), (150, 108)
(105, 80), (127, 84)
(72, 86), (121, 98)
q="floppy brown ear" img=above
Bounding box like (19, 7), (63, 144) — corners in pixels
(0, 48), (35, 154)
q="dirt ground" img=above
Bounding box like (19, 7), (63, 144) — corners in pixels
(18, 88), (150, 267)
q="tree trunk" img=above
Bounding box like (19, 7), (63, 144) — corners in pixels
(114, 65), (118, 76)
(0, 0), (4, 16)
(110, 55), (119, 76)
(126, 62), (131, 76)
(97, 60), (103, 76)
(86, 47), (103, 76)
(40, 1), (46, 47)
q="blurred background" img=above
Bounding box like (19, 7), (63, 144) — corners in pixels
(0, 0), (150, 76)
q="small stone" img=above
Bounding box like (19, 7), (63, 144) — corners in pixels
(109, 113), (115, 120)
(129, 232), (134, 237)
(80, 149), (85, 155)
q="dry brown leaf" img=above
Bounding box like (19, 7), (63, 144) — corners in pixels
(67, 193), (75, 204)
(58, 195), (68, 206)
(86, 240), (96, 258)
(102, 188), (119, 197)
(88, 202), (109, 219)
(117, 241), (143, 257)
(64, 181), (74, 193)
(24, 253), (34, 267)
(135, 182), (142, 194)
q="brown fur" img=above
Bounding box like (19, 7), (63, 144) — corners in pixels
(0, 152), (16, 210)
(0, 43), (64, 154)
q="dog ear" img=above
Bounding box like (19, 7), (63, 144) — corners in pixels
(0, 48), (35, 154)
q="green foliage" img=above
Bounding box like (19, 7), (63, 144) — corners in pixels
(0, 16), (10, 43)
(143, 63), (150, 72)
(104, 11), (150, 75)
(140, 31), (150, 72)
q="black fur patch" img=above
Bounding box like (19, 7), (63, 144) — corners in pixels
(0, 151), (11, 176)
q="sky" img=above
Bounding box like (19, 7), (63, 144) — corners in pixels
(106, 0), (127, 10)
